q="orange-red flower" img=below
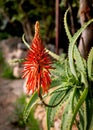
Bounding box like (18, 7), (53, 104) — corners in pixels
(22, 21), (53, 94)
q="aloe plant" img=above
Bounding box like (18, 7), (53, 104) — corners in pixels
(23, 9), (93, 130)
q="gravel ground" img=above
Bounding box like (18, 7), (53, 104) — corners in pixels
(0, 78), (24, 130)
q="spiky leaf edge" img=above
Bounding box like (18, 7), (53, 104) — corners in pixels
(87, 47), (93, 80)
(68, 19), (93, 79)
(23, 92), (38, 122)
(69, 87), (88, 130)
(46, 88), (71, 130)
(64, 8), (89, 86)
(61, 87), (76, 130)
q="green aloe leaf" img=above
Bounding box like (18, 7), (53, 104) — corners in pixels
(46, 90), (68, 130)
(23, 92), (38, 122)
(64, 8), (87, 86)
(68, 19), (93, 79)
(87, 47), (93, 80)
(69, 87), (88, 130)
(46, 93), (60, 130)
(86, 98), (93, 130)
(64, 8), (72, 42)
(50, 87), (72, 127)
(79, 107), (84, 130)
(83, 101), (87, 130)
(61, 87), (76, 130)
(74, 46), (88, 87)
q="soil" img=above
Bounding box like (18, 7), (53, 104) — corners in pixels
(0, 77), (61, 130)
(0, 78), (24, 130)
(0, 77), (77, 130)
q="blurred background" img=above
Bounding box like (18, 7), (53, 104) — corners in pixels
(0, 0), (93, 130)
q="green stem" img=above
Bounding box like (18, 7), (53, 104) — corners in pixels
(38, 91), (66, 108)
(22, 34), (31, 50)
(45, 48), (59, 60)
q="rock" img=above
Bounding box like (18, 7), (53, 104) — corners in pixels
(13, 66), (21, 78)
(17, 42), (27, 50)
(0, 37), (27, 78)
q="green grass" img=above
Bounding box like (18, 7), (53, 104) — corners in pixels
(0, 50), (15, 79)
(1, 63), (15, 79)
(0, 32), (10, 40)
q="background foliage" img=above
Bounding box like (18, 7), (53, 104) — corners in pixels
(0, 0), (81, 51)
(0, 0), (55, 43)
